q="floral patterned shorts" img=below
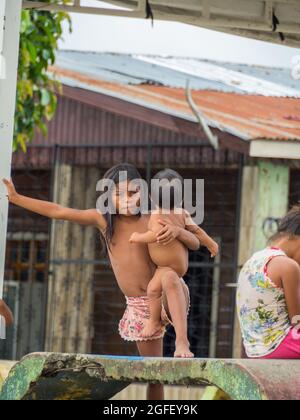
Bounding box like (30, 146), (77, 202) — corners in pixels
(119, 281), (190, 342)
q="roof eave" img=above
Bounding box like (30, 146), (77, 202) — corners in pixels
(60, 83), (250, 155)
(250, 139), (300, 160)
(53, 74), (251, 141)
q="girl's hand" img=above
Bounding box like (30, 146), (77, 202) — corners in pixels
(2, 178), (18, 202)
(207, 240), (219, 258)
(129, 232), (140, 243)
(157, 220), (180, 245)
(0, 299), (14, 327)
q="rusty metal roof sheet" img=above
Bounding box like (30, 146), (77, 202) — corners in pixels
(49, 52), (300, 141)
(55, 51), (300, 97)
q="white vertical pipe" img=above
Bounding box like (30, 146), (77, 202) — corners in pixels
(0, 0), (22, 338)
(0, 1), (6, 80)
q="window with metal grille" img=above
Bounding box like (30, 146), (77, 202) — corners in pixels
(0, 236), (49, 360)
(5, 238), (48, 283)
(0, 169), (52, 360)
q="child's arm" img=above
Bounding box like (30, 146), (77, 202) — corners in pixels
(130, 223), (200, 250)
(279, 259), (300, 325)
(2, 178), (106, 230)
(0, 300), (14, 327)
(184, 211), (219, 257)
(130, 231), (157, 244)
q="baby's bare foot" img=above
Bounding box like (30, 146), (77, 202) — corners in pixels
(141, 320), (162, 338)
(174, 340), (194, 358)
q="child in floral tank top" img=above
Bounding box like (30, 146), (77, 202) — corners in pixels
(237, 206), (300, 359)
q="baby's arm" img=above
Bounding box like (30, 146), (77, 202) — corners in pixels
(2, 178), (106, 230)
(185, 212), (219, 257)
(130, 218), (200, 250)
(130, 231), (157, 244)
(278, 258), (300, 325)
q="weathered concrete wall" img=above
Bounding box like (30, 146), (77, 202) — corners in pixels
(233, 161), (290, 358)
(1, 353), (300, 400)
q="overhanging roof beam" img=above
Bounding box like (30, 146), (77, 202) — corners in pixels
(155, 11), (300, 35)
(21, 1), (300, 47)
(22, 1), (300, 35)
(22, 0), (148, 18)
(99, 0), (300, 35)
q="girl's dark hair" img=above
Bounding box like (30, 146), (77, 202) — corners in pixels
(152, 168), (183, 210)
(269, 205), (300, 243)
(100, 163), (142, 251)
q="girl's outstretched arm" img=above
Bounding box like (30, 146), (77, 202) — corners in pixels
(2, 178), (106, 230)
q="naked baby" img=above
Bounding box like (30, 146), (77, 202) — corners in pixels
(130, 169), (219, 358)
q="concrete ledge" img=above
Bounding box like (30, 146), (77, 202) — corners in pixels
(1, 353), (300, 400)
(0, 361), (16, 389)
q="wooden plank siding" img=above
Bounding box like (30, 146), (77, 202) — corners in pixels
(11, 93), (247, 170)
(46, 165), (98, 354)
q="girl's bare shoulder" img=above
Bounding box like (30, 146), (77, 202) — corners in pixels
(269, 255), (300, 276)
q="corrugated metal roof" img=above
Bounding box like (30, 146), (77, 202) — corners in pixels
(55, 51), (300, 97)
(50, 51), (300, 142)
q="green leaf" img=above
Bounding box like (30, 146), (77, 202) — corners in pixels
(27, 42), (37, 62)
(40, 89), (51, 106)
